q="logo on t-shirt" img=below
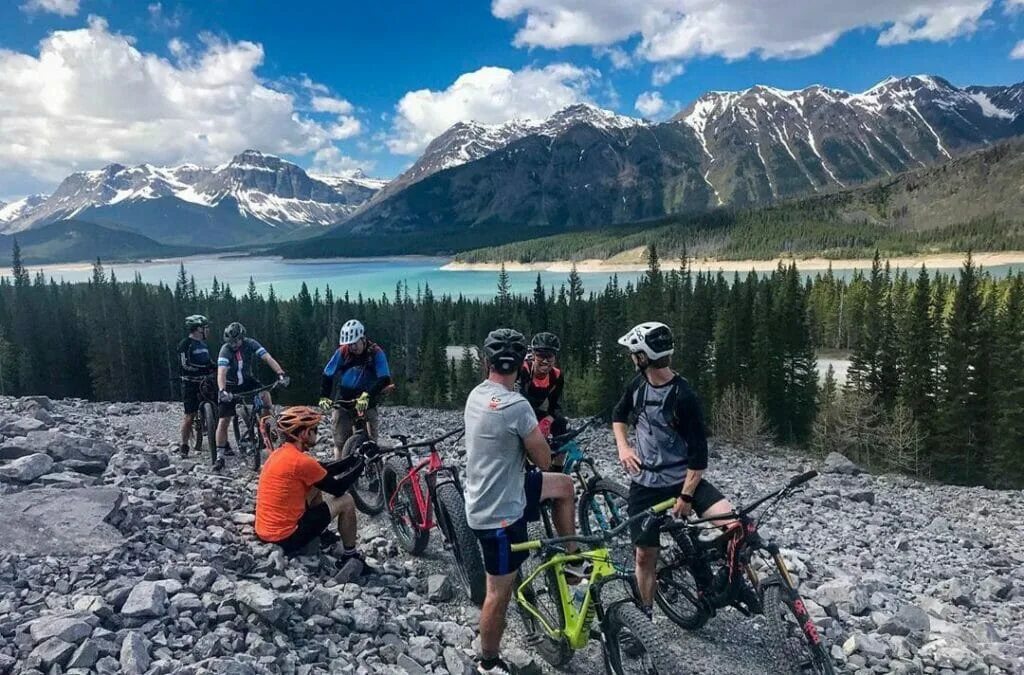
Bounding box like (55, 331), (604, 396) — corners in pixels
(488, 396), (501, 410)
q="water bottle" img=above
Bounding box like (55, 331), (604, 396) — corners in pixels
(572, 580), (589, 608)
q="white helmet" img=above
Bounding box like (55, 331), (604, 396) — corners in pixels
(618, 322), (674, 360)
(339, 319), (366, 346)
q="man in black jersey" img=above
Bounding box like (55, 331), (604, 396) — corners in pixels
(177, 315), (215, 456)
(517, 332), (568, 442)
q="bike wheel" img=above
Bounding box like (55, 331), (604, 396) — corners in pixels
(578, 478), (630, 568)
(763, 584), (836, 675)
(201, 402), (217, 458)
(343, 432), (385, 515)
(515, 565), (573, 668)
(434, 482), (486, 606)
(251, 413), (274, 472)
(604, 602), (675, 675)
(382, 459), (429, 554)
(655, 552), (709, 630)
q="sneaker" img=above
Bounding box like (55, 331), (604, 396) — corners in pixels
(319, 530), (341, 548)
(212, 456), (225, 471)
(177, 443), (190, 457)
(477, 657), (516, 674)
(222, 443), (237, 456)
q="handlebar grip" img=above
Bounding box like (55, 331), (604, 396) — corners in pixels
(788, 470), (818, 488)
(652, 498), (678, 514)
(510, 540), (541, 553)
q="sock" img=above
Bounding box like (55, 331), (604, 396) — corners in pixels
(342, 545), (356, 556)
(641, 604), (653, 619)
(479, 655), (500, 669)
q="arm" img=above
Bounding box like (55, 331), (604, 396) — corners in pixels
(217, 365), (227, 391)
(672, 388), (709, 517)
(367, 348), (393, 399)
(523, 425), (552, 471)
(511, 399), (551, 470)
(321, 350), (341, 399)
(313, 462), (364, 497)
(261, 352), (285, 377)
(611, 384), (641, 475)
(318, 454), (362, 476)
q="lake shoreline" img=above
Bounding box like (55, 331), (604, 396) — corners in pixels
(442, 251), (1024, 274)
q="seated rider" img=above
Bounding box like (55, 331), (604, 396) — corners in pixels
(214, 322), (289, 470)
(254, 406), (374, 568)
(517, 332), (568, 457)
(464, 328), (581, 675)
(178, 314), (215, 456)
(611, 321), (736, 616)
(318, 319), (392, 460)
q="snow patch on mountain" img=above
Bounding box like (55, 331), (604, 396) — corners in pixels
(0, 195), (48, 231)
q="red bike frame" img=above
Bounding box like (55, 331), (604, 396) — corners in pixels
(388, 448), (446, 531)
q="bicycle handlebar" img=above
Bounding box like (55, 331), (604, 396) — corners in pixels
(549, 416), (602, 451)
(387, 426), (465, 452)
(230, 380), (281, 401)
(657, 470), (820, 529)
(510, 497), (677, 552)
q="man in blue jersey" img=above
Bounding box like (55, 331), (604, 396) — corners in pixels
(318, 319), (392, 459)
(177, 315), (215, 456)
(214, 322), (289, 470)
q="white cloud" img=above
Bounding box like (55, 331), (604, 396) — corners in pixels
(0, 17), (363, 191)
(651, 62), (684, 86)
(20, 0), (79, 16)
(148, 3), (183, 31)
(387, 63), (596, 155)
(310, 147), (375, 175)
(493, 0), (999, 63)
(1012, 40), (1024, 58)
(595, 46), (634, 69)
(311, 96), (354, 114)
(634, 91), (666, 117)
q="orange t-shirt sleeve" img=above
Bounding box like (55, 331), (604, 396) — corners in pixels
(295, 454), (328, 486)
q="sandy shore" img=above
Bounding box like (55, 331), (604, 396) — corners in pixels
(443, 250), (1024, 274)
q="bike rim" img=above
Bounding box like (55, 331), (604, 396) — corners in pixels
(390, 480), (418, 544)
(658, 564), (702, 620)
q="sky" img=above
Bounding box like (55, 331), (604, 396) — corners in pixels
(1, 0), (1023, 200)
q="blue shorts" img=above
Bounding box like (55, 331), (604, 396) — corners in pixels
(472, 470), (544, 576)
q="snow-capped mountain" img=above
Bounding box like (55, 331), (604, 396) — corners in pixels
(673, 75), (1024, 206)
(327, 75), (1023, 243)
(2, 151), (387, 247)
(0, 195), (48, 228)
(370, 103), (647, 204)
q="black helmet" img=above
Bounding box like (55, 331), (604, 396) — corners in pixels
(530, 332), (560, 354)
(184, 314), (209, 330)
(223, 322), (246, 342)
(483, 328), (528, 375)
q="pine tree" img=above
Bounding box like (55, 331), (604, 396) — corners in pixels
(900, 266), (936, 435)
(990, 273), (1024, 487)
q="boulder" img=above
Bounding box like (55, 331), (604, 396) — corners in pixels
(428, 574), (454, 602)
(119, 631), (151, 675)
(28, 612), (95, 644)
(822, 452), (864, 475)
(918, 638), (986, 671)
(30, 637), (76, 669)
(877, 604), (930, 639)
(0, 452), (54, 482)
(0, 487), (124, 556)
(68, 639), (100, 669)
(0, 416), (47, 435)
(235, 582), (287, 624)
(38, 470), (96, 488)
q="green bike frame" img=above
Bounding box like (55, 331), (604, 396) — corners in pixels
(511, 497), (677, 650)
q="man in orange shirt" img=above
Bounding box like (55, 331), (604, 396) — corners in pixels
(255, 406), (373, 566)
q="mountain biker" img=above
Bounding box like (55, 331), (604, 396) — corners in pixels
(517, 332), (568, 465)
(464, 328), (581, 675)
(214, 322), (289, 471)
(177, 314), (215, 456)
(611, 322), (736, 615)
(318, 319), (392, 459)
(255, 406), (376, 567)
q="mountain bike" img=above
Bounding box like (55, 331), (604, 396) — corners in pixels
(181, 375), (218, 459)
(523, 418), (631, 580)
(650, 470), (836, 674)
(332, 397), (386, 515)
(379, 427), (487, 606)
(231, 381), (282, 471)
(512, 497), (679, 673)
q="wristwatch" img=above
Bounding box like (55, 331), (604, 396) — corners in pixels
(678, 493), (694, 504)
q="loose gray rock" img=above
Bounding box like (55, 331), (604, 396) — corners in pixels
(30, 637), (76, 669)
(120, 631), (151, 675)
(235, 581), (287, 624)
(0, 452), (54, 482)
(67, 639), (100, 670)
(28, 612), (94, 644)
(0, 486), (125, 556)
(822, 452), (864, 475)
(428, 574), (454, 602)
(120, 581), (167, 618)
(877, 604), (930, 639)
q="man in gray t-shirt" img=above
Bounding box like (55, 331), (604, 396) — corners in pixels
(464, 328), (578, 675)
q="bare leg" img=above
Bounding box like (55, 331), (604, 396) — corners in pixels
(215, 417), (231, 447)
(180, 414), (194, 446)
(327, 493), (357, 548)
(635, 546), (659, 607)
(701, 498), (738, 529)
(332, 409), (352, 460)
(541, 472), (578, 553)
(479, 572), (517, 660)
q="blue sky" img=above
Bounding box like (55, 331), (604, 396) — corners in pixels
(1, 0), (1022, 199)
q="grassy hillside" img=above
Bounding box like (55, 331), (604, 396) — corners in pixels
(455, 136), (1024, 262)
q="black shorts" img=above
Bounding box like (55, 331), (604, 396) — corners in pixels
(627, 479), (725, 548)
(472, 470), (545, 576)
(264, 502), (332, 556)
(218, 378), (261, 419)
(182, 382), (200, 415)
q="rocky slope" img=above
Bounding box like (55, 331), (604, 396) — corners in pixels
(0, 397), (1021, 675)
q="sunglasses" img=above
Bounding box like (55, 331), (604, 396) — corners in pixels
(533, 351), (557, 361)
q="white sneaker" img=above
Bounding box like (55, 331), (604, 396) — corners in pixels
(477, 657), (515, 674)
